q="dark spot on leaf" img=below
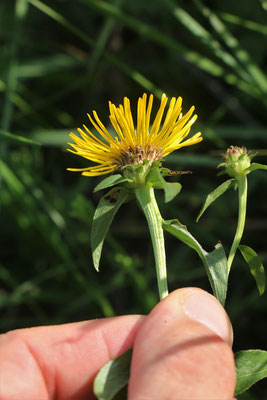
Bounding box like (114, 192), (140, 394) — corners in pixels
(104, 191), (120, 204)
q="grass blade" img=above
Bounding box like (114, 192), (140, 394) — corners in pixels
(28, 0), (162, 97)
(0, 129), (41, 145)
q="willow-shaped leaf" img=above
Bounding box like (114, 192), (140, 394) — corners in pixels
(94, 349), (132, 400)
(235, 350), (267, 395)
(239, 245), (265, 295)
(197, 179), (235, 222)
(94, 174), (132, 192)
(91, 187), (129, 271)
(163, 219), (228, 305)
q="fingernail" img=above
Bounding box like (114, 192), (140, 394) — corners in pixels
(182, 289), (233, 346)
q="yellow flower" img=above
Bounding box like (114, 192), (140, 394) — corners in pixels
(67, 93), (202, 177)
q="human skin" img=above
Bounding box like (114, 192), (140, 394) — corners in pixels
(0, 288), (236, 400)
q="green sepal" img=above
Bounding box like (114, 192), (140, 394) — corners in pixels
(146, 167), (182, 203)
(94, 349), (132, 400)
(239, 245), (265, 295)
(91, 187), (130, 271)
(136, 165), (144, 174)
(151, 160), (162, 168)
(94, 174), (133, 193)
(235, 350), (267, 395)
(162, 219), (228, 306)
(196, 179), (235, 222)
(245, 162), (267, 173)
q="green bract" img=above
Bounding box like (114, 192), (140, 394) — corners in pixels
(120, 160), (156, 188)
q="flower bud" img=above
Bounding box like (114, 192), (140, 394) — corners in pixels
(219, 146), (252, 179)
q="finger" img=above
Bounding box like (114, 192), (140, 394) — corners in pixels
(0, 315), (144, 400)
(129, 288), (236, 400)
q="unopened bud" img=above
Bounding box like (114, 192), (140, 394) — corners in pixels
(219, 146), (252, 179)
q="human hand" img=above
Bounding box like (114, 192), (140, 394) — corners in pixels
(0, 288), (236, 399)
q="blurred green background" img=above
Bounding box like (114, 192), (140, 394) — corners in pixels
(1, 0), (267, 398)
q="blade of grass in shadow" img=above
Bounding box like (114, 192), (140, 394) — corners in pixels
(1, 0), (28, 133)
(28, 0), (163, 98)
(1, 159), (115, 317)
(193, 0), (267, 97)
(1, 53), (81, 127)
(219, 12), (267, 36)
(259, 0), (267, 12)
(0, 129), (41, 145)
(0, 79), (50, 126)
(0, 264), (48, 323)
(164, 0), (251, 85)
(88, 0), (123, 75)
(81, 0), (260, 99)
(209, 126), (267, 140)
(166, 153), (218, 168)
(13, 73), (86, 125)
(14, 81), (74, 127)
(16, 54), (82, 79)
(83, 0), (124, 108)
(109, 240), (157, 311)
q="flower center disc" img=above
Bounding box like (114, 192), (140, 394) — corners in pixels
(117, 145), (163, 167)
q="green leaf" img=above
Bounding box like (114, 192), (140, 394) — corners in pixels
(197, 179), (235, 222)
(235, 350), (267, 395)
(163, 182), (182, 203)
(245, 163), (267, 173)
(91, 187), (129, 271)
(238, 245), (265, 295)
(0, 129), (41, 146)
(94, 174), (132, 192)
(146, 166), (164, 189)
(94, 349), (132, 400)
(163, 219), (228, 305)
(147, 167), (182, 203)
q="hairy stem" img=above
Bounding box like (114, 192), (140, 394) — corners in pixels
(135, 185), (168, 300)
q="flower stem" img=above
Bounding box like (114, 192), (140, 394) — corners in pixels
(135, 185), (168, 300)
(227, 175), (248, 273)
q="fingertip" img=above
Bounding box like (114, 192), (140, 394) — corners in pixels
(129, 288), (236, 400)
(177, 287), (233, 346)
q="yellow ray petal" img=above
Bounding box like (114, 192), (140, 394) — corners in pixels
(67, 93), (202, 177)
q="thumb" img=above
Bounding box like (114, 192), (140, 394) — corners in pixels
(129, 287), (236, 400)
